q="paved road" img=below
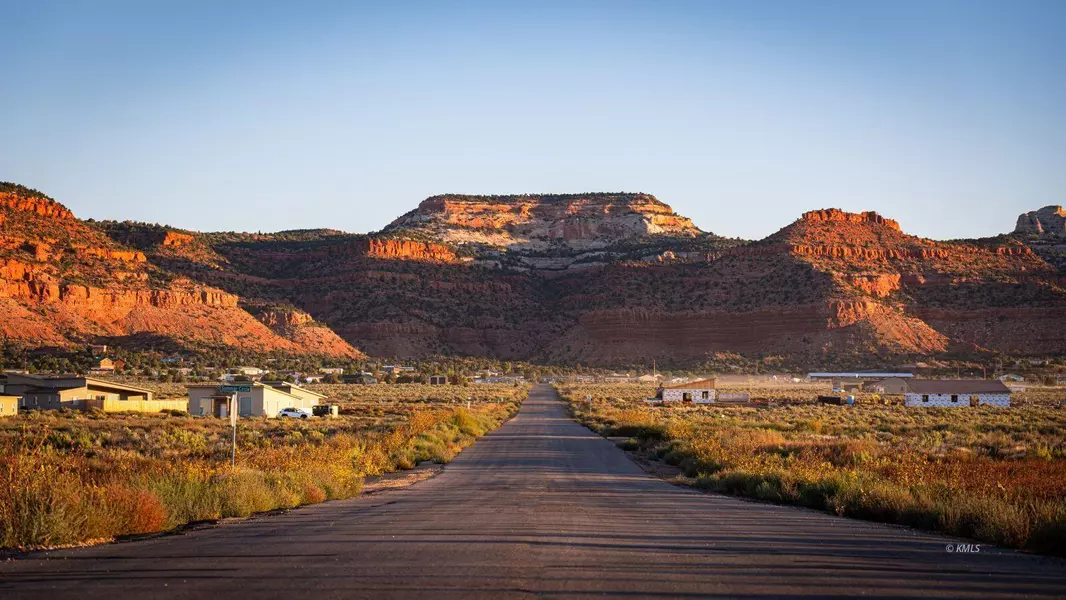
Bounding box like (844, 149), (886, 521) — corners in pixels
(2, 385), (1064, 599)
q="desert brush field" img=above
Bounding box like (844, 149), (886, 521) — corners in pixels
(557, 382), (1066, 556)
(0, 384), (525, 551)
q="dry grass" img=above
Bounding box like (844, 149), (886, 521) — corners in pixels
(0, 397), (520, 550)
(558, 382), (1066, 556)
(107, 379), (530, 403)
(308, 382), (529, 402)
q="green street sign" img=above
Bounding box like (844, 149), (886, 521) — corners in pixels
(220, 385), (251, 393)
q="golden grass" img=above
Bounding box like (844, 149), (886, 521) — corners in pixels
(558, 383), (1066, 556)
(0, 398), (520, 550)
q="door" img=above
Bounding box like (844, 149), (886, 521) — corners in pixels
(239, 396), (253, 416)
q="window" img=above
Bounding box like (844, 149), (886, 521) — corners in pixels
(701, 391), (710, 400)
(682, 392), (692, 402)
(951, 395), (958, 403)
(922, 394), (929, 403)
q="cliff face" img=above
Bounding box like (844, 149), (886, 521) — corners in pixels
(543, 206), (1065, 363)
(800, 208), (901, 230)
(0, 184), (360, 357)
(357, 238), (460, 263)
(0, 191), (74, 220)
(1016, 206), (1066, 238)
(1013, 206), (1066, 273)
(386, 193), (702, 251)
(5, 183), (1066, 366)
(777, 208), (1065, 355)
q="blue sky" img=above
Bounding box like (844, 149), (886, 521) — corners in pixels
(2, 1), (1064, 239)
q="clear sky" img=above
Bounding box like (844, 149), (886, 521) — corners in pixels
(2, 1), (1064, 240)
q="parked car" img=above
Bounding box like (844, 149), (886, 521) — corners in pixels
(278, 407), (311, 419)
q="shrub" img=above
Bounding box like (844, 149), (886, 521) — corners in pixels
(0, 400), (519, 550)
(557, 383), (1066, 556)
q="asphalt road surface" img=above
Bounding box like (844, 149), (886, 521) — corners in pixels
(2, 385), (1065, 599)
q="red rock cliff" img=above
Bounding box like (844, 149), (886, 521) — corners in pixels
(801, 208), (900, 231)
(0, 191), (74, 220)
(355, 238), (460, 263)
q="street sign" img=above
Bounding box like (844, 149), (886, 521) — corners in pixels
(220, 385), (251, 393)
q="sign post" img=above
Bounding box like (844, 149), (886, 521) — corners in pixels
(218, 385), (248, 469)
(229, 393), (237, 468)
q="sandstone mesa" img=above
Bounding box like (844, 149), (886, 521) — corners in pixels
(1, 182), (1063, 366)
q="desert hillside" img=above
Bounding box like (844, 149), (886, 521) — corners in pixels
(0, 183), (360, 357)
(2, 182), (1064, 366)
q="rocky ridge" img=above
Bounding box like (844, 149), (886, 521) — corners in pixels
(0, 185), (360, 357)
(1016, 205), (1066, 238)
(3, 183), (1064, 366)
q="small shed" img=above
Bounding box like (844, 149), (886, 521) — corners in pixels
(656, 378), (717, 404)
(904, 380), (1011, 408)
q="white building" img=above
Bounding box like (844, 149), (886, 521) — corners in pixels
(647, 378), (717, 404)
(187, 381), (325, 418)
(904, 380), (1011, 408)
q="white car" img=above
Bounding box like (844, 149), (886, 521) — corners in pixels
(278, 407), (311, 419)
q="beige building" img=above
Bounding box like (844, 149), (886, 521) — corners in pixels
(831, 378), (864, 393)
(261, 381), (327, 405)
(869, 377), (910, 395)
(8, 374), (182, 413)
(187, 381), (324, 418)
(0, 395), (18, 417)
